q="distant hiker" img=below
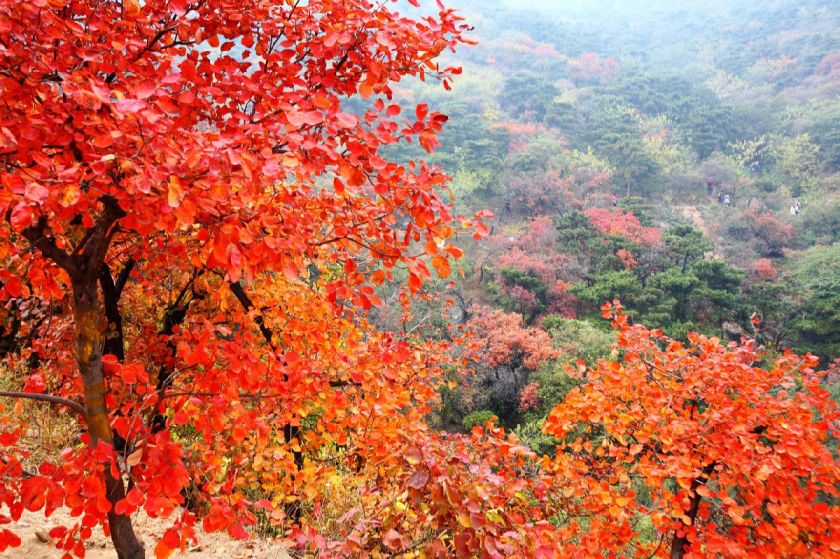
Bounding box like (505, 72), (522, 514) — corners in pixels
(790, 198), (800, 216)
(706, 181), (715, 196)
(717, 191), (724, 204)
(611, 194), (618, 207)
(723, 193), (731, 206)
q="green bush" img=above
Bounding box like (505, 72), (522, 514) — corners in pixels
(462, 410), (498, 430)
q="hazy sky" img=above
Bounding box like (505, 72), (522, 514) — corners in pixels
(493, 0), (734, 17)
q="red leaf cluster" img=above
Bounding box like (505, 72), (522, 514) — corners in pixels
(543, 301), (840, 558)
(465, 307), (557, 370)
(584, 208), (662, 247)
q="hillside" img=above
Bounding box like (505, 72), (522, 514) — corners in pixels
(1, 1), (838, 557)
(369, 0), (840, 435)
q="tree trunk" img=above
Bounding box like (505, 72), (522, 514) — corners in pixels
(670, 463), (715, 559)
(72, 277), (145, 559)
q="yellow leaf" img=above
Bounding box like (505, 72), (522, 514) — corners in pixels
(282, 154), (299, 168)
(614, 496), (632, 507)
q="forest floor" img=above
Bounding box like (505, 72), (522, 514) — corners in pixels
(3, 508), (292, 558)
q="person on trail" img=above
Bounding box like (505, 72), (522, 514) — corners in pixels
(723, 192), (731, 206)
(611, 194), (618, 207)
(790, 198), (800, 216)
(707, 181), (715, 196)
(717, 190), (724, 204)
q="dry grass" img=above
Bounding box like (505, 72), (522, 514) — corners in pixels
(0, 362), (81, 470)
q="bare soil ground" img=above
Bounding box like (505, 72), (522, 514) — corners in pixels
(3, 508), (292, 559)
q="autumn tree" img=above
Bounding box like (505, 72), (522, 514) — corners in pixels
(742, 209), (794, 258)
(0, 0), (473, 557)
(584, 208), (662, 248)
(543, 301), (840, 558)
(457, 307), (557, 425)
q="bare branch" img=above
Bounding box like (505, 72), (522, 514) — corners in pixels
(0, 390), (86, 418)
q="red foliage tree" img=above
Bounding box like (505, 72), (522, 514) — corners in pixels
(494, 121), (546, 148)
(301, 423), (561, 558)
(543, 302), (840, 558)
(0, 0), (472, 556)
(743, 210), (793, 257)
(616, 248), (637, 270)
(518, 382), (541, 413)
(492, 219), (577, 318)
(584, 208), (662, 247)
(567, 52), (620, 84)
(506, 168), (611, 216)
(816, 51), (840, 76)
(751, 258), (778, 281)
(466, 307), (557, 371)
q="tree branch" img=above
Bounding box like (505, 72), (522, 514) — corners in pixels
(114, 258), (136, 297)
(227, 280), (358, 388)
(228, 280), (276, 351)
(670, 461), (717, 559)
(99, 262), (127, 361)
(21, 217), (76, 273)
(0, 391), (86, 418)
(80, 196), (126, 270)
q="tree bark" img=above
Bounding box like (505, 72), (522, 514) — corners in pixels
(72, 276), (145, 559)
(99, 259), (134, 362)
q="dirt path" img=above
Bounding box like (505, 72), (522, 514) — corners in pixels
(678, 205), (712, 237)
(677, 205), (724, 259)
(3, 509), (292, 558)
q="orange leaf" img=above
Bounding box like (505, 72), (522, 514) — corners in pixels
(431, 255), (450, 278)
(154, 540), (174, 559)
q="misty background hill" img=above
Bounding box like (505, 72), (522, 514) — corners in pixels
(380, 0), (840, 435)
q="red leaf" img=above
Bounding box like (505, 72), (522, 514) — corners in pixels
(93, 133), (114, 148)
(431, 255), (451, 278)
(9, 203), (32, 230)
(415, 103), (428, 121)
(382, 529), (403, 551)
(287, 109), (323, 127)
(135, 80), (157, 100)
(154, 540), (174, 559)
